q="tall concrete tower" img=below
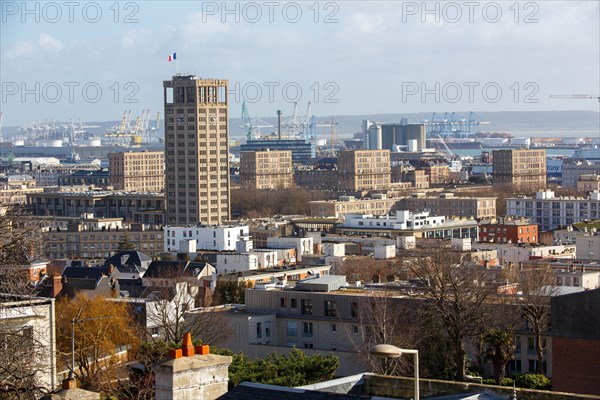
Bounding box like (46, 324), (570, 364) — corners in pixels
(163, 75), (230, 225)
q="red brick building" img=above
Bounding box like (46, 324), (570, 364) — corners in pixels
(479, 218), (538, 244)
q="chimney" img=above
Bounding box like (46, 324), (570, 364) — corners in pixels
(154, 333), (232, 400)
(51, 274), (63, 298)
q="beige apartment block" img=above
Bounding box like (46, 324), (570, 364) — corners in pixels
(337, 150), (391, 191)
(493, 149), (546, 190)
(240, 150), (293, 190)
(163, 75), (230, 225)
(399, 192), (497, 219)
(310, 195), (397, 218)
(109, 150), (165, 192)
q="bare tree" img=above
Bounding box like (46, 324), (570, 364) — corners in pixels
(344, 287), (419, 376)
(0, 296), (55, 400)
(409, 244), (497, 381)
(146, 281), (230, 346)
(517, 265), (557, 375)
(0, 204), (46, 296)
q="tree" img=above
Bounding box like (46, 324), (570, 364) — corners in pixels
(146, 281), (230, 345)
(517, 265), (557, 375)
(214, 280), (249, 305)
(0, 204), (45, 295)
(56, 293), (140, 389)
(0, 296), (54, 400)
(483, 329), (514, 384)
(409, 244), (497, 381)
(213, 348), (339, 388)
(345, 287), (419, 376)
(116, 232), (136, 251)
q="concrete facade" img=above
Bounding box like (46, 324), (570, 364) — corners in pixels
(337, 150), (391, 191)
(493, 149), (547, 190)
(109, 150), (165, 192)
(399, 192), (497, 219)
(164, 75), (230, 225)
(506, 190), (600, 231)
(309, 195), (397, 219)
(240, 150), (293, 190)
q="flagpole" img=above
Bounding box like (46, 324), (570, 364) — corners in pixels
(175, 49), (178, 75)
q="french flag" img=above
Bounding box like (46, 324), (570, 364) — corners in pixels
(168, 52), (177, 62)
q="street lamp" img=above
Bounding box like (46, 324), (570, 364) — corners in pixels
(370, 344), (419, 400)
(68, 310), (112, 382)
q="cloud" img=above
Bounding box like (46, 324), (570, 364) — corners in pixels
(5, 33), (64, 59)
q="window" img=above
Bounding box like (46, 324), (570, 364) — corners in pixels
(352, 325), (359, 335)
(256, 322), (262, 339)
(304, 343), (314, 349)
(324, 300), (337, 317)
(151, 327), (159, 337)
(527, 337), (536, 354)
(351, 302), (358, 318)
(301, 299), (312, 315)
(302, 322), (313, 337)
(331, 323), (337, 333)
(280, 297), (287, 308)
(290, 298), (297, 309)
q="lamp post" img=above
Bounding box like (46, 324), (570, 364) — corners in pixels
(68, 310), (112, 382)
(68, 308), (83, 381)
(370, 344), (419, 400)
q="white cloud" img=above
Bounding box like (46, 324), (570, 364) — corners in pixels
(5, 33), (64, 59)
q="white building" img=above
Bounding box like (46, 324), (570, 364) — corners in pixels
(340, 210), (446, 230)
(216, 250), (279, 273)
(475, 243), (575, 265)
(554, 266), (599, 289)
(266, 236), (314, 262)
(506, 190), (600, 231)
(165, 225), (252, 252)
(0, 295), (57, 392)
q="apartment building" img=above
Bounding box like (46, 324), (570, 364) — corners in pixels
(422, 164), (450, 185)
(399, 192), (497, 219)
(562, 160), (600, 188)
(240, 150), (293, 190)
(337, 150), (391, 191)
(43, 221), (164, 259)
(492, 149), (547, 190)
(478, 217), (538, 244)
(27, 190), (166, 225)
(109, 150), (165, 192)
(577, 174), (600, 192)
(506, 190), (600, 231)
(214, 276), (552, 378)
(337, 210), (479, 240)
(164, 225), (251, 253)
(163, 75), (230, 225)
(309, 194), (397, 219)
(0, 186), (43, 205)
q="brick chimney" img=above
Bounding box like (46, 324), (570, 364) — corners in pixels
(154, 333), (232, 400)
(51, 274), (63, 298)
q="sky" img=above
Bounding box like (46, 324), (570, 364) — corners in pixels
(1, 0), (599, 126)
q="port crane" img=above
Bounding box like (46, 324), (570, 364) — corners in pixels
(241, 101), (274, 141)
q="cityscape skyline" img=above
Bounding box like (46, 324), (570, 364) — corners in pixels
(1, 1), (599, 126)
